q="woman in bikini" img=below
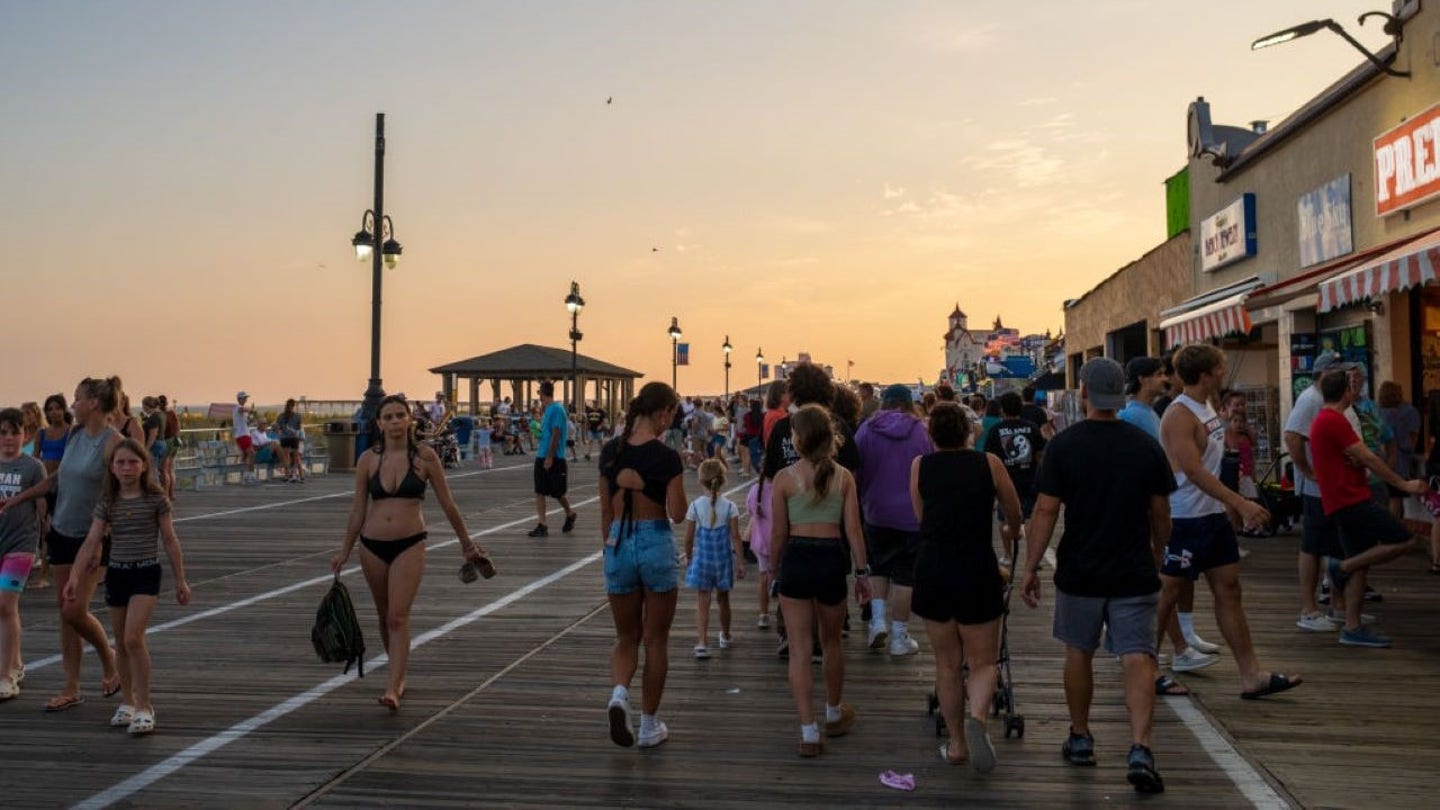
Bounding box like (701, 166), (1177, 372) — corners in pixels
(330, 395), (494, 710)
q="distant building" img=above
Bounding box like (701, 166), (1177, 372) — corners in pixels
(942, 304), (988, 385)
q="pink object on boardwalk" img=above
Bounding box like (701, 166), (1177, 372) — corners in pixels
(878, 771), (916, 791)
(746, 483), (771, 560)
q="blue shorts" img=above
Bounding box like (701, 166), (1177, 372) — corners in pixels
(604, 520), (680, 595)
(1162, 513), (1241, 580)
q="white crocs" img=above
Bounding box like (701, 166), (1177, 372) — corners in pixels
(128, 709), (155, 736)
(111, 704), (136, 727)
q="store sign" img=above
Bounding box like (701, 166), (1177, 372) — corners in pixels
(1200, 194), (1257, 272)
(1374, 102), (1440, 216)
(1297, 174), (1353, 267)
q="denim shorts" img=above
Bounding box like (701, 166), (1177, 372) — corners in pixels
(604, 520), (680, 595)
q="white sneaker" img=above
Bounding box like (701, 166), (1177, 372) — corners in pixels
(1296, 611), (1340, 632)
(867, 622), (889, 650)
(757, 614), (771, 629)
(1185, 634), (1221, 655)
(607, 697), (635, 747)
(717, 633), (732, 650)
(1171, 648), (1218, 673)
(638, 719), (669, 748)
(693, 645), (711, 660)
(888, 633), (919, 657)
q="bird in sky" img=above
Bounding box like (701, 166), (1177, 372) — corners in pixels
(606, 97), (613, 104)
(651, 247), (659, 252)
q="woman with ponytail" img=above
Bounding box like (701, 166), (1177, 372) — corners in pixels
(599, 382), (687, 750)
(770, 404), (871, 757)
(682, 459), (743, 659)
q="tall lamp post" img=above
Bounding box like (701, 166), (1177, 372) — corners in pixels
(350, 112), (403, 438)
(565, 281), (585, 416)
(722, 335), (732, 401)
(756, 347), (764, 392)
(668, 317), (683, 390)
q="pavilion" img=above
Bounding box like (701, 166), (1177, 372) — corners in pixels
(429, 343), (643, 415)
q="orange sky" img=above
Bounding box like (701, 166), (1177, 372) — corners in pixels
(1, 1), (1393, 405)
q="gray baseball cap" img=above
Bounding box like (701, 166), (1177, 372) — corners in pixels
(1079, 358), (1126, 411)
(1312, 352), (1359, 375)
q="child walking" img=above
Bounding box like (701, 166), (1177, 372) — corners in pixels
(745, 480), (773, 628)
(0, 408), (47, 700)
(476, 419), (494, 469)
(64, 439), (190, 735)
(683, 460), (743, 658)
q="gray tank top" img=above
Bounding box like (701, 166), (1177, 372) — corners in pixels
(52, 427), (117, 537)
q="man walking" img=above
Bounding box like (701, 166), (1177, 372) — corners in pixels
(1308, 369), (1426, 647)
(233, 391), (257, 483)
(1157, 345), (1302, 700)
(527, 381), (577, 538)
(1022, 358), (1173, 794)
(854, 384), (933, 656)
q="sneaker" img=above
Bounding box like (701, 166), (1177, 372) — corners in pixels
(1061, 729), (1096, 766)
(1297, 611), (1340, 632)
(717, 633), (732, 650)
(562, 512), (577, 533)
(1184, 634), (1221, 655)
(607, 696), (635, 747)
(964, 717), (997, 773)
(1126, 744), (1165, 794)
(638, 720), (669, 748)
(1327, 609), (1375, 624)
(1155, 652), (1170, 666)
(526, 524), (549, 538)
(811, 642), (824, 664)
(1339, 626), (1392, 648)
(694, 645), (711, 659)
(1171, 648), (1218, 673)
(867, 622), (889, 650)
(824, 703), (856, 738)
(888, 633), (919, 657)
(1363, 585), (1383, 603)
(757, 614), (771, 629)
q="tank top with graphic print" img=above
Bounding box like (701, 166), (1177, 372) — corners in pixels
(1168, 393), (1226, 519)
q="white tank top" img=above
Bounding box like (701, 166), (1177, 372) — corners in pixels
(1168, 393), (1226, 519)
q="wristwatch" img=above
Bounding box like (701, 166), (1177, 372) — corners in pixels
(853, 565), (871, 577)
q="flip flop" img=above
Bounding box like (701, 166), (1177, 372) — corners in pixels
(1241, 672), (1303, 700)
(938, 743), (967, 765)
(44, 694), (84, 713)
(1155, 675), (1191, 696)
(101, 674), (122, 698)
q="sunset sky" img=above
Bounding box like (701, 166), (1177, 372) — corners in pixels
(1, 1), (1394, 406)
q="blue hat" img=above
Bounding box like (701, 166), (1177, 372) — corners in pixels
(881, 384), (914, 405)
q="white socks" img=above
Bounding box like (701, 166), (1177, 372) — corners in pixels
(825, 704), (843, 723)
(1178, 612), (1196, 642)
(611, 685), (628, 705)
(871, 598), (887, 626)
(640, 713), (658, 735)
(801, 722), (821, 743)
(891, 619), (908, 639)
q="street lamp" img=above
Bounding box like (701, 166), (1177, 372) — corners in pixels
(565, 281), (585, 416)
(756, 347), (764, 392)
(349, 112), (405, 441)
(722, 335), (732, 401)
(1251, 12), (1410, 77)
(668, 317), (683, 390)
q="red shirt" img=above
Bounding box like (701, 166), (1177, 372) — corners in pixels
(762, 407), (787, 447)
(1309, 407), (1371, 515)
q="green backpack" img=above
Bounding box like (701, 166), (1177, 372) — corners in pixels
(311, 576), (366, 677)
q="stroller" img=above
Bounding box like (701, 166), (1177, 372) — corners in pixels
(1253, 452), (1301, 536)
(425, 421), (461, 468)
(926, 526), (1025, 740)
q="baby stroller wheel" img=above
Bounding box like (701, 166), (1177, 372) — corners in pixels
(1005, 715), (1025, 739)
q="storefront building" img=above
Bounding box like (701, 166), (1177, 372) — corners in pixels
(1175, 2), (1440, 457)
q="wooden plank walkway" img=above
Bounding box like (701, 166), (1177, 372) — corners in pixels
(1, 453), (1435, 808)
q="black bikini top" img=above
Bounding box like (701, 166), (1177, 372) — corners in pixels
(369, 447), (428, 501)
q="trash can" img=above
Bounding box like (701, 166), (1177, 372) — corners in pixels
(451, 415), (475, 458)
(324, 421), (360, 472)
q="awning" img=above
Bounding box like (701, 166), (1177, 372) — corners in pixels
(1159, 277), (1265, 348)
(1319, 228), (1440, 312)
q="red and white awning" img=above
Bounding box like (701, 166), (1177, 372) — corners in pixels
(1161, 293), (1253, 348)
(1319, 229), (1440, 312)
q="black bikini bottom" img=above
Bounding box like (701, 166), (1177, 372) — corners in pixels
(359, 532), (428, 565)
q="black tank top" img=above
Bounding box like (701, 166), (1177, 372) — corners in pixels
(918, 450), (996, 558)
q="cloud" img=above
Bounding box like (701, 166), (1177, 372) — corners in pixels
(962, 138), (1066, 188)
(919, 22), (1001, 53)
(883, 182), (906, 199)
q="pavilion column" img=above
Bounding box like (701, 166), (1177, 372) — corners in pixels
(511, 379), (522, 409)
(468, 377), (480, 415)
(491, 379), (502, 412)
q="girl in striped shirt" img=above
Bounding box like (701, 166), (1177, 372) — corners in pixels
(65, 439), (190, 736)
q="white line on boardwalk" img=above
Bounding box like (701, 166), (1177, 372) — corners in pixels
(1165, 697), (1293, 809)
(170, 463), (524, 524)
(72, 552), (603, 810)
(23, 496), (599, 674)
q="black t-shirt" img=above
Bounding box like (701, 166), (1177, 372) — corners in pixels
(982, 417), (1046, 495)
(142, 411), (165, 443)
(1020, 403), (1050, 429)
(585, 407), (604, 430)
(1152, 394), (1173, 419)
(599, 437), (683, 506)
(1035, 419), (1175, 598)
(761, 412), (860, 480)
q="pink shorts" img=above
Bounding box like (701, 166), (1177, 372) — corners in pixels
(236, 435), (254, 452)
(1, 552), (35, 593)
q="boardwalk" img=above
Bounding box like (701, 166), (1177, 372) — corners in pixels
(1, 454), (1436, 808)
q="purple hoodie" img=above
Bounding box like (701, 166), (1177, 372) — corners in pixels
(854, 409), (933, 531)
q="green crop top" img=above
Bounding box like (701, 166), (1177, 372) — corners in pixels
(786, 486), (843, 525)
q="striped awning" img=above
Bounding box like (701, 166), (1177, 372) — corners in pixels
(1318, 229), (1440, 312)
(1159, 276), (1265, 348)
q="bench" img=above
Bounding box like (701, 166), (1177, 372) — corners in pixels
(185, 438), (329, 490)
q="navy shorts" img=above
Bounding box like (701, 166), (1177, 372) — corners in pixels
(1162, 513), (1241, 580)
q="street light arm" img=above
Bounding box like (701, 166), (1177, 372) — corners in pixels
(1328, 17), (1409, 77)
